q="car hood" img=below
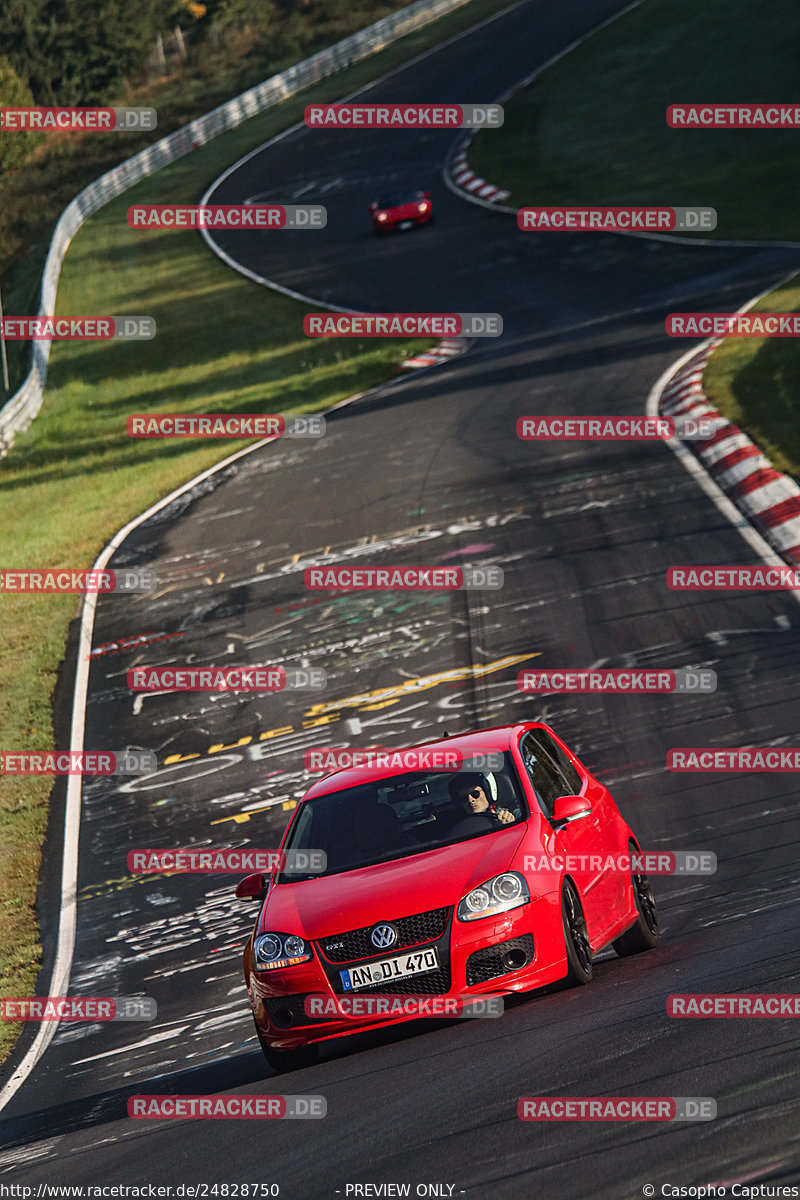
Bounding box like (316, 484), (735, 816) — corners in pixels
(261, 824), (529, 939)
(382, 201), (420, 217)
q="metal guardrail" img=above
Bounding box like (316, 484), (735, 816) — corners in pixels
(0, 0), (471, 450)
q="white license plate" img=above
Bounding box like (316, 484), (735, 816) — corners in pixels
(340, 947), (439, 991)
(399, 220), (414, 230)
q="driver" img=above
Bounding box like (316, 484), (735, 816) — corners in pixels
(448, 772), (515, 826)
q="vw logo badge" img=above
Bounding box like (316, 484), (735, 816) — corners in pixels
(370, 923), (398, 950)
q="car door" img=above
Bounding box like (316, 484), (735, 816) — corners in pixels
(518, 730), (614, 945)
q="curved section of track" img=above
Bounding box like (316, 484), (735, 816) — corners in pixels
(2, 1), (800, 1195)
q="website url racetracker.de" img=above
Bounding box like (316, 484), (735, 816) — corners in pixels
(0, 1188), (281, 1198)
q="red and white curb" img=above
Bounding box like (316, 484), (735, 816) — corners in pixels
(443, 3), (648, 213)
(448, 140), (510, 204)
(401, 337), (470, 369)
(660, 342), (800, 565)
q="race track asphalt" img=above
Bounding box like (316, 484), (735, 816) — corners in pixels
(2, 0), (800, 1194)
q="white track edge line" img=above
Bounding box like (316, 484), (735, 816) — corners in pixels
(0, 357), (409, 1113)
(0, 0), (529, 1112)
(645, 266), (800, 609)
(198, 0), (529, 309)
(4, 0), (793, 1113)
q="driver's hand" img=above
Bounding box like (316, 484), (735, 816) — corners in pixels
(496, 808), (515, 824)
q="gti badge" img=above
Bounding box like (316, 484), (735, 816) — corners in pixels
(370, 923), (398, 949)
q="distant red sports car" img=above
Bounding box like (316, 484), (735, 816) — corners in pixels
(236, 722), (658, 1071)
(369, 188), (432, 232)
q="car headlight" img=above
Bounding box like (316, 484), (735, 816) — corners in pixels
(254, 932), (312, 970)
(457, 872), (529, 922)
(377, 213), (388, 221)
(417, 202), (429, 213)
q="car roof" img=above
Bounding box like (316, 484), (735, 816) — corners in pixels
(375, 190), (422, 205)
(300, 721), (549, 800)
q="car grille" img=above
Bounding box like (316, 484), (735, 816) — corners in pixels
(316, 906), (451, 964)
(466, 935), (535, 987)
(316, 906), (453, 996)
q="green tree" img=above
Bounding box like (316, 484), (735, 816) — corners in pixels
(0, 57), (41, 175)
(0, 0), (51, 102)
(192, 0), (280, 32)
(0, 0), (176, 104)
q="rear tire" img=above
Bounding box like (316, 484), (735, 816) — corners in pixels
(613, 848), (659, 957)
(255, 1021), (319, 1072)
(561, 880), (592, 986)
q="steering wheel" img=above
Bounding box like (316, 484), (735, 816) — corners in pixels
(447, 814), (495, 838)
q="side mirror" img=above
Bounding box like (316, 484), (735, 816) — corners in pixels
(235, 872), (269, 900)
(423, 191), (432, 199)
(552, 795), (592, 824)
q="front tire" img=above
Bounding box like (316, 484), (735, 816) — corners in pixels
(562, 880), (592, 986)
(613, 848), (659, 957)
(255, 1021), (319, 1072)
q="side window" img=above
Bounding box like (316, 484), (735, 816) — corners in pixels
(519, 731), (579, 817)
(540, 731), (582, 794)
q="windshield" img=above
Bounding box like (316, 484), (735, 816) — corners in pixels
(375, 191), (420, 209)
(278, 753), (528, 880)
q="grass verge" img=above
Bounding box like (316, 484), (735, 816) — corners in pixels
(703, 274), (800, 479)
(468, 0), (800, 241)
(0, 0), (517, 1067)
(468, 0), (800, 490)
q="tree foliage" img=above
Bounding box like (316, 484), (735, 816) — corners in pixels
(0, 0), (178, 104)
(0, 57), (40, 175)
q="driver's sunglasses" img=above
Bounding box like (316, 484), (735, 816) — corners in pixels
(459, 787), (483, 801)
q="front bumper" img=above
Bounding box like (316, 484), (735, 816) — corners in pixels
(372, 211), (431, 231)
(248, 902), (562, 1049)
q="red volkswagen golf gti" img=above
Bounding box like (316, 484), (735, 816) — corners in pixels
(236, 722), (658, 1071)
